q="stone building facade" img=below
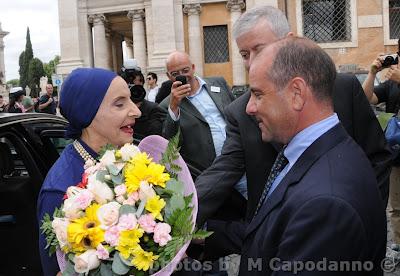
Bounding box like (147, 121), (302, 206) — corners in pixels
(57, 0), (400, 85)
(0, 22), (9, 96)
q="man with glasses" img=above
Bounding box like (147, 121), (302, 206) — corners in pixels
(146, 72), (159, 102)
(159, 51), (236, 176)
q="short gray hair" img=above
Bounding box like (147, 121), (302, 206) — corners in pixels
(233, 6), (290, 40)
(267, 37), (336, 102)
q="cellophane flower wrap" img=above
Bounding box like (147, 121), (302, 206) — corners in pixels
(41, 135), (211, 275)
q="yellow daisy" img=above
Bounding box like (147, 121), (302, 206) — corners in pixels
(147, 162), (170, 188)
(145, 195), (166, 221)
(116, 228), (144, 259)
(131, 246), (159, 271)
(67, 204), (104, 252)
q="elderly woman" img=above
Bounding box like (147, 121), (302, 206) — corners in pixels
(37, 68), (141, 276)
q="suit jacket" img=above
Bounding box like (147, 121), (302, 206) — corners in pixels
(159, 77), (235, 172)
(133, 99), (166, 140)
(196, 73), (392, 226)
(239, 124), (386, 275)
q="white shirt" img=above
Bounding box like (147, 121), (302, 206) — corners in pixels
(146, 86), (159, 102)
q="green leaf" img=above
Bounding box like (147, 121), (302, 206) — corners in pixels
(166, 179), (184, 196)
(107, 164), (121, 176)
(193, 229), (213, 239)
(96, 170), (108, 182)
(62, 260), (76, 276)
(160, 130), (182, 179)
(165, 194), (185, 219)
(119, 205), (137, 216)
(112, 252), (131, 275)
(100, 263), (113, 275)
(111, 174), (124, 185)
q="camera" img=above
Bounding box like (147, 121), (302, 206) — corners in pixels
(120, 58), (142, 86)
(381, 53), (399, 67)
(175, 75), (187, 86)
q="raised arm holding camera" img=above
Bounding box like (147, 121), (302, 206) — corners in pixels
(362, 39), (400, 254)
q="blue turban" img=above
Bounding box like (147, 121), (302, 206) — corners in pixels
(60, 68), (118, 139)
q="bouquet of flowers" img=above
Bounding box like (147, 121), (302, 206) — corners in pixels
(41, 135), (210, 275)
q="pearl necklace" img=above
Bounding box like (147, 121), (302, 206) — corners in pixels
(73, 140), (97, 164)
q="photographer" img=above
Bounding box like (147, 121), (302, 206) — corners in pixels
(362, 42), (400, 254)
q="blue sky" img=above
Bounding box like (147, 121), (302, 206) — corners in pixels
(0, 0), (60, 81)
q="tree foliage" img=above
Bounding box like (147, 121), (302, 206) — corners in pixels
(6, 79), (19, 87)
(28, 58), (45, 97)
(43, 55), (60, 81)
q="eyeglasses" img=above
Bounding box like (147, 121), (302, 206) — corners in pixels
(168, 67), (191, 78)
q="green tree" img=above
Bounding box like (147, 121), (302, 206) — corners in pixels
(18, 27), (33, 89)
(43, 55), (60, 81)
(6, 79), (19, 87)
(28, 58), (45, 98)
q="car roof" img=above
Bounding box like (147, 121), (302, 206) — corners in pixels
(0, 113), (67, 127)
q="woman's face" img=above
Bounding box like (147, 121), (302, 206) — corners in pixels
(88, 76), (141, 147)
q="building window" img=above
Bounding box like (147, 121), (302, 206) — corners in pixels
(302, 0), (352, 43)
(390, 0), (400, 39)
(203, 25), (229, 63)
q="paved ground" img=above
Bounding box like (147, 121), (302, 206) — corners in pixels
(384, 211), (400, 275)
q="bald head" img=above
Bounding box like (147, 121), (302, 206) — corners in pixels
(165, 51), (191, 72)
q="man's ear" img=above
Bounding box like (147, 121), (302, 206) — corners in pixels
(286, 32), (294, 37)
(288, 77), (306, 111)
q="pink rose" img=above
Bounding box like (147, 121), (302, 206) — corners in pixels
(138, 214), (156, 233)
(123, 192), (139, 206)
(114, 184), (127, 197)
(96, 244), (109, 260)
(104, 226), (120, 246)
(97, 202), (121, 229)
(117, 213), (137, 231)
(74, 189), (94, 209)
(153, 223), (172, 246)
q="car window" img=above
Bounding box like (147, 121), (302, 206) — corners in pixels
(0, 137), (29, 177)
(49, 137), (73, 154)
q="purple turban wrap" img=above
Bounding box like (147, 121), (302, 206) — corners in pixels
(59, 68), (118, 139)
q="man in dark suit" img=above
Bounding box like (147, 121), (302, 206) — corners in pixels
(196, 5), (392, 229)
(159, 51), (236, 172)
(239, 36), (386, 275)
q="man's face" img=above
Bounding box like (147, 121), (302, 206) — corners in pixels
(246, 47), (297, 144)
(133, 76), (143, 86)
(46, 84), (53, 96)
(146, 75), (156, 86)
(235, 19), (279, 71)
(166, 56), (195, 85)
(89, 77), (141, 147)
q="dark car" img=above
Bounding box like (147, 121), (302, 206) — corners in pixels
(0, 113), (70, 275)
(0, 112), (205, 275)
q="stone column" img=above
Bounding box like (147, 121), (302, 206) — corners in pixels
(227, 0), (246, 86)
(0, 23), (9, 89)
(88, 14), (110, 69)
(127, 10), (147, 72)
(57, 0), (84, 75)
(112, 34), (124, 72)
(183, 4), (203, 77)
(105, 27), (114, 70)
(125, 38), (134, 59)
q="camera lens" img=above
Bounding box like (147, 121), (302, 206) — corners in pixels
(384, 56), (394, 63)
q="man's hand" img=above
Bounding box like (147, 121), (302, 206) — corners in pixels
(386, 66), (400, 83)
(47, 97), (53, 104)
(370, 53), (385, 74)
(169, 81), (191, 116)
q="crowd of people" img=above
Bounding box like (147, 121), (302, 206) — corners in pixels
(33, 4), (400, 276)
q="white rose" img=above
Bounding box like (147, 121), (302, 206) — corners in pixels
(87, 174), (114, 204)
(63, 198), (83, 220)
(97, 202), (121, 229)
(51, 217), (70, 248)
(100, 150), (116, 167)
(74, 249), (100, 273)
(120, 143), (141, 161)
(139, 181), (156, 201)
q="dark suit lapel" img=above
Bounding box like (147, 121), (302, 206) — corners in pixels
(180, 98), (207, 123)
(245, 123), (349, 237)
